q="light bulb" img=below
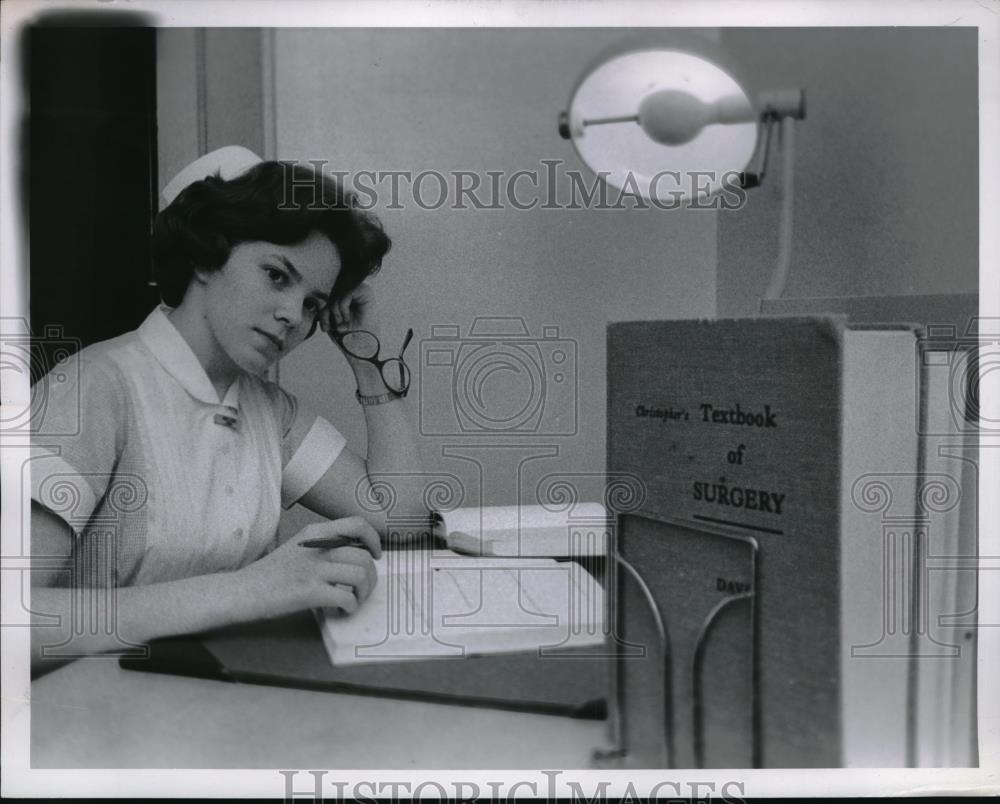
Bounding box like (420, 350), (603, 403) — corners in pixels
(638, 90), (756, 146)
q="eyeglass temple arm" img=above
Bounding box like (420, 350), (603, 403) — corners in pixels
(399, 328), (414, 358)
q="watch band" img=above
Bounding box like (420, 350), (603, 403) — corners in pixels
(355, 388), (404, 406)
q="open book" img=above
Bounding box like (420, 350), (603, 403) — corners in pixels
(316, 551), (606, 666)
(433, 503), (609, 557)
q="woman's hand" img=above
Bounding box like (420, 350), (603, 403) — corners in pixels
(319, 280), (393, 394)
(320, 280), (378, 337)
(238, 516), (382, 620)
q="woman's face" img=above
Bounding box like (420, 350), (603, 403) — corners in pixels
(199, 230), (340, 375)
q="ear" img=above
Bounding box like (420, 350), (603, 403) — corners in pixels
(191, 265), (214, 286)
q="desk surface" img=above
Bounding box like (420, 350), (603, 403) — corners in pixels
(31, 658), (610, 768)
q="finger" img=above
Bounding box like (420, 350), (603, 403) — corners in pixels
(324, 561), (367, 593)
(319, 546), (377, 599)
(321, 547), (378, 598)
(351, 281), (373, 307)
(320, 584), (359, 614)
(322, 562), (371, 601)
(311, 516), (382, 559)
(299, 516), (375, 545)
(326, 544), (374, 562)
(322, 545), (376, 568)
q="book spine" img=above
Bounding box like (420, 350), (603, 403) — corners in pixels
(838, 331), (916, 766)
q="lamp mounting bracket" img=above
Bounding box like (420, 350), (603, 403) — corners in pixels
(740, 89), (805, 190)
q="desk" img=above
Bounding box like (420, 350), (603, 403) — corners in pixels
(31, 658), (611, 768)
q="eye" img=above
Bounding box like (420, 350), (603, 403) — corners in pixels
(264, 265), (288, 286)
(304, 297), (323, 315)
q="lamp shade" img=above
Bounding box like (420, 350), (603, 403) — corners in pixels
(564, 37), (759, 204)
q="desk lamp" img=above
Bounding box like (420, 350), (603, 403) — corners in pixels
(559, 35), (806, 298)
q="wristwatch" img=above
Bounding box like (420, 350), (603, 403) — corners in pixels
(355, 388), (404, 406)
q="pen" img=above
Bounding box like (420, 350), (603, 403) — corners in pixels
(298, 535), (369, 550)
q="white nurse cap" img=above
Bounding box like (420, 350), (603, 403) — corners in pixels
(160, 145), (263, 209)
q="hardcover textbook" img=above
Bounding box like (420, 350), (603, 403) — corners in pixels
(607, 316), (925, 768)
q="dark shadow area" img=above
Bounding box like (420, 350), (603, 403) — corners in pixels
(22, 10), (160, 382)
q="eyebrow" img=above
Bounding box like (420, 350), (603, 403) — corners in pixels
(269, 254), (331, 304)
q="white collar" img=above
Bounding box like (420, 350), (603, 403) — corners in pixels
(137, 305), (241, 411)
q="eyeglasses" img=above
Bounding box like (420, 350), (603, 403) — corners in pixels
(329, 327), (413, 396)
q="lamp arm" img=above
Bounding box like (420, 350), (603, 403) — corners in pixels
(762, 116), (798, 302)
(739, 116), (775, 189)
(739, 88), (805, 190)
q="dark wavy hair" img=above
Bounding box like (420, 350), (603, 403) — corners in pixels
(152, 161), (390, 308)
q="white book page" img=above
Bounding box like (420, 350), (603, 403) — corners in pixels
(318, 554), (605, 665)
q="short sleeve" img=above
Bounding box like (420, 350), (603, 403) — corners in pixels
(30, 351), (126, 536)
(268, 385), (347, 509)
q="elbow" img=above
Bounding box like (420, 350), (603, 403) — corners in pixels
(361, 471), (433, 536)
(369, 503), (434, 544)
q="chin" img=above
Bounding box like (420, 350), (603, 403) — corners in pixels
(234, 348), (274, 377)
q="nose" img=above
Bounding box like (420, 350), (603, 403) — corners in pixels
(274, 291), (305, 330)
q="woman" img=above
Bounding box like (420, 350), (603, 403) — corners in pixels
(30, 147), (428, 672)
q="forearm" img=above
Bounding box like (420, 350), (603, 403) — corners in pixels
(350, 360), (431, 529)
(30, 568), (259, 672)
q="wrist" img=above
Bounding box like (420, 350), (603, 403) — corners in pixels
(345, 357), (386, 394)
(356, 388), (404, 406)
(228, 563), (267, 621)
(113, 585), (157, 646)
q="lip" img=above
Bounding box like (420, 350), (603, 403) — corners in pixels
(253, 328), (285, 352)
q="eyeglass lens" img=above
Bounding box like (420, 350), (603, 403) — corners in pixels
(339, 331), (379, 359)
(381, 359), (411, 394)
